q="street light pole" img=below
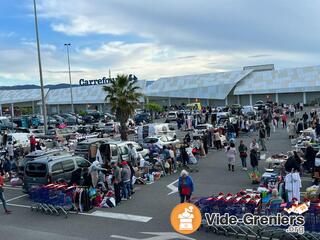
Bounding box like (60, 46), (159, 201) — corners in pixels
(33, 0), (48, 133)
(64, 43), (74, 113)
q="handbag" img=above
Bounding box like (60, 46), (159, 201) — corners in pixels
(181, 185), (191, 196)
(240, 152), (247, 158)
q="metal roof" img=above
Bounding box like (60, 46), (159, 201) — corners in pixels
(234, 65), (320, 95)
(145, 70), (252, 99)
(0, 88), (49, 104)
(46, 80), (146, 105)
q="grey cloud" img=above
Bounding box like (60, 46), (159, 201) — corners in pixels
(248, 54), (272, 58)
(39, 0), (320, 54)
(45, 70), (86, 74)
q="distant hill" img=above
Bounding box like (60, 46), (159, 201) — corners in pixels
(0, 83), (79, 90)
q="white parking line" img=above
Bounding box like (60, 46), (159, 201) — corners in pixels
(80, 210), (152, 223)
(7, 203), (31, 209)
(4, 186), (23, 191)
(6, 194), (28, 202)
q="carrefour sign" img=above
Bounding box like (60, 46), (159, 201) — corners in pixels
(79, 74), (138, 86)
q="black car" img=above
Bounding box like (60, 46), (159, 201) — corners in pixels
(85, 110), (103, 121)
(134, 113), (151, 125)
(82, 115), (95, 124)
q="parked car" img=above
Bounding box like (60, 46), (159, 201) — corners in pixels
(82, 115), (95, 124)
(136, 123), (176, 141)
(36, 115), (57, 126)
(52, 115), (65, 124)
(105, 122), (120, 133)
(60, 113), (83, 125)
(18, 149), (69, 177)
(104, 112), (116, 121)
(242, 105), (256, 119)
(0, 116), (16, 130)
(85, 110), (103, 121)
(38, 127), (76, 140)
(165, 111), (178, 123)
(15, 127), (45, 138)
(7, 133), (30, 148)
(254, 100), (266, 111)
(193, 124), (214, 137)
(22, 155), (91, 193)
(142, 135), (180, 149)
(107, 141), (131, 163)
(134, 113), (151, 125)
(75, 138), (130, 163)
(124, 141), (149, 157)
(75, 138), (109, 160)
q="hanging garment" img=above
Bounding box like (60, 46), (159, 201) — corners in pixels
(285, 172), (302, 202)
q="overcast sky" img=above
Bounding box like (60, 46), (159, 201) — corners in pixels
(1, 0), (320, 86)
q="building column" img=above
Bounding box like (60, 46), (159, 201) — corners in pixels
(225, 97), (228, 106)
(11, 103), (14, 117)
(57, 104), (60, 114)
(275, 93), (279, 104)
(303, 92), (307, 104)
(237, 95), (240, 104)
(188, 98), (191, 104)
(146, 97), (149, 104)
(0, 104), (2, 116)
(207, 99), (210, 106)
(249, 94), (253, 106)
(168, 97), (171, 106)
(32, 101), (35, 114)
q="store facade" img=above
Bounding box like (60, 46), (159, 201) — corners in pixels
(2, 64), (320, 116)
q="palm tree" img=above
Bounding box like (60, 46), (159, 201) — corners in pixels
(103, 74), (143, 140)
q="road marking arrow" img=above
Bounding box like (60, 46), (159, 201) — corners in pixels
(167, 179), (179, 195)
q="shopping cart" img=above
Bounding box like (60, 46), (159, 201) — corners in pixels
(197, 192), (320, 239)
(29, 184), (77, 217)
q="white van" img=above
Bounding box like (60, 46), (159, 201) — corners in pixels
(136, 123), (176, 141)
(7, 133), (30, 148)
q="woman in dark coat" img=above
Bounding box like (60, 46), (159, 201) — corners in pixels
(304, 143), (316, 173)
(250, 149), (259, 172)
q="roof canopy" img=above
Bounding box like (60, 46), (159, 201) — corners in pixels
(46, 80), (146, 105)
(0, 88), (49, 104)
(146, 70), (252, 100)
(234, 65), (320, 95)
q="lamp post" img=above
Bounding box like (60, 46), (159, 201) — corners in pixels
(33, 0), (48, 133)
(64, 43), (74, 113)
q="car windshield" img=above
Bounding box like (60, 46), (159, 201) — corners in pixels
(32, 129), (44, 134)
(1, 118), (10, 125)
(168, 113), (176, 116)
(144, 138), (158, 144)
(76, 143), (90, 151)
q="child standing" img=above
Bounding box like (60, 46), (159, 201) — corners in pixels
(225, 142), (237, 172)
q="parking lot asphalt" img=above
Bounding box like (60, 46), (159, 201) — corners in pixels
(0, 123), (313, 240)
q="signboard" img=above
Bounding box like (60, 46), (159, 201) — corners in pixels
(79, 74), (138, 86)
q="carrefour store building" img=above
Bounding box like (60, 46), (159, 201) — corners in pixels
(1, 64), (320, 116)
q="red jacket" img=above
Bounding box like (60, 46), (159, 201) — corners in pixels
(30, 137), (36, 145)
